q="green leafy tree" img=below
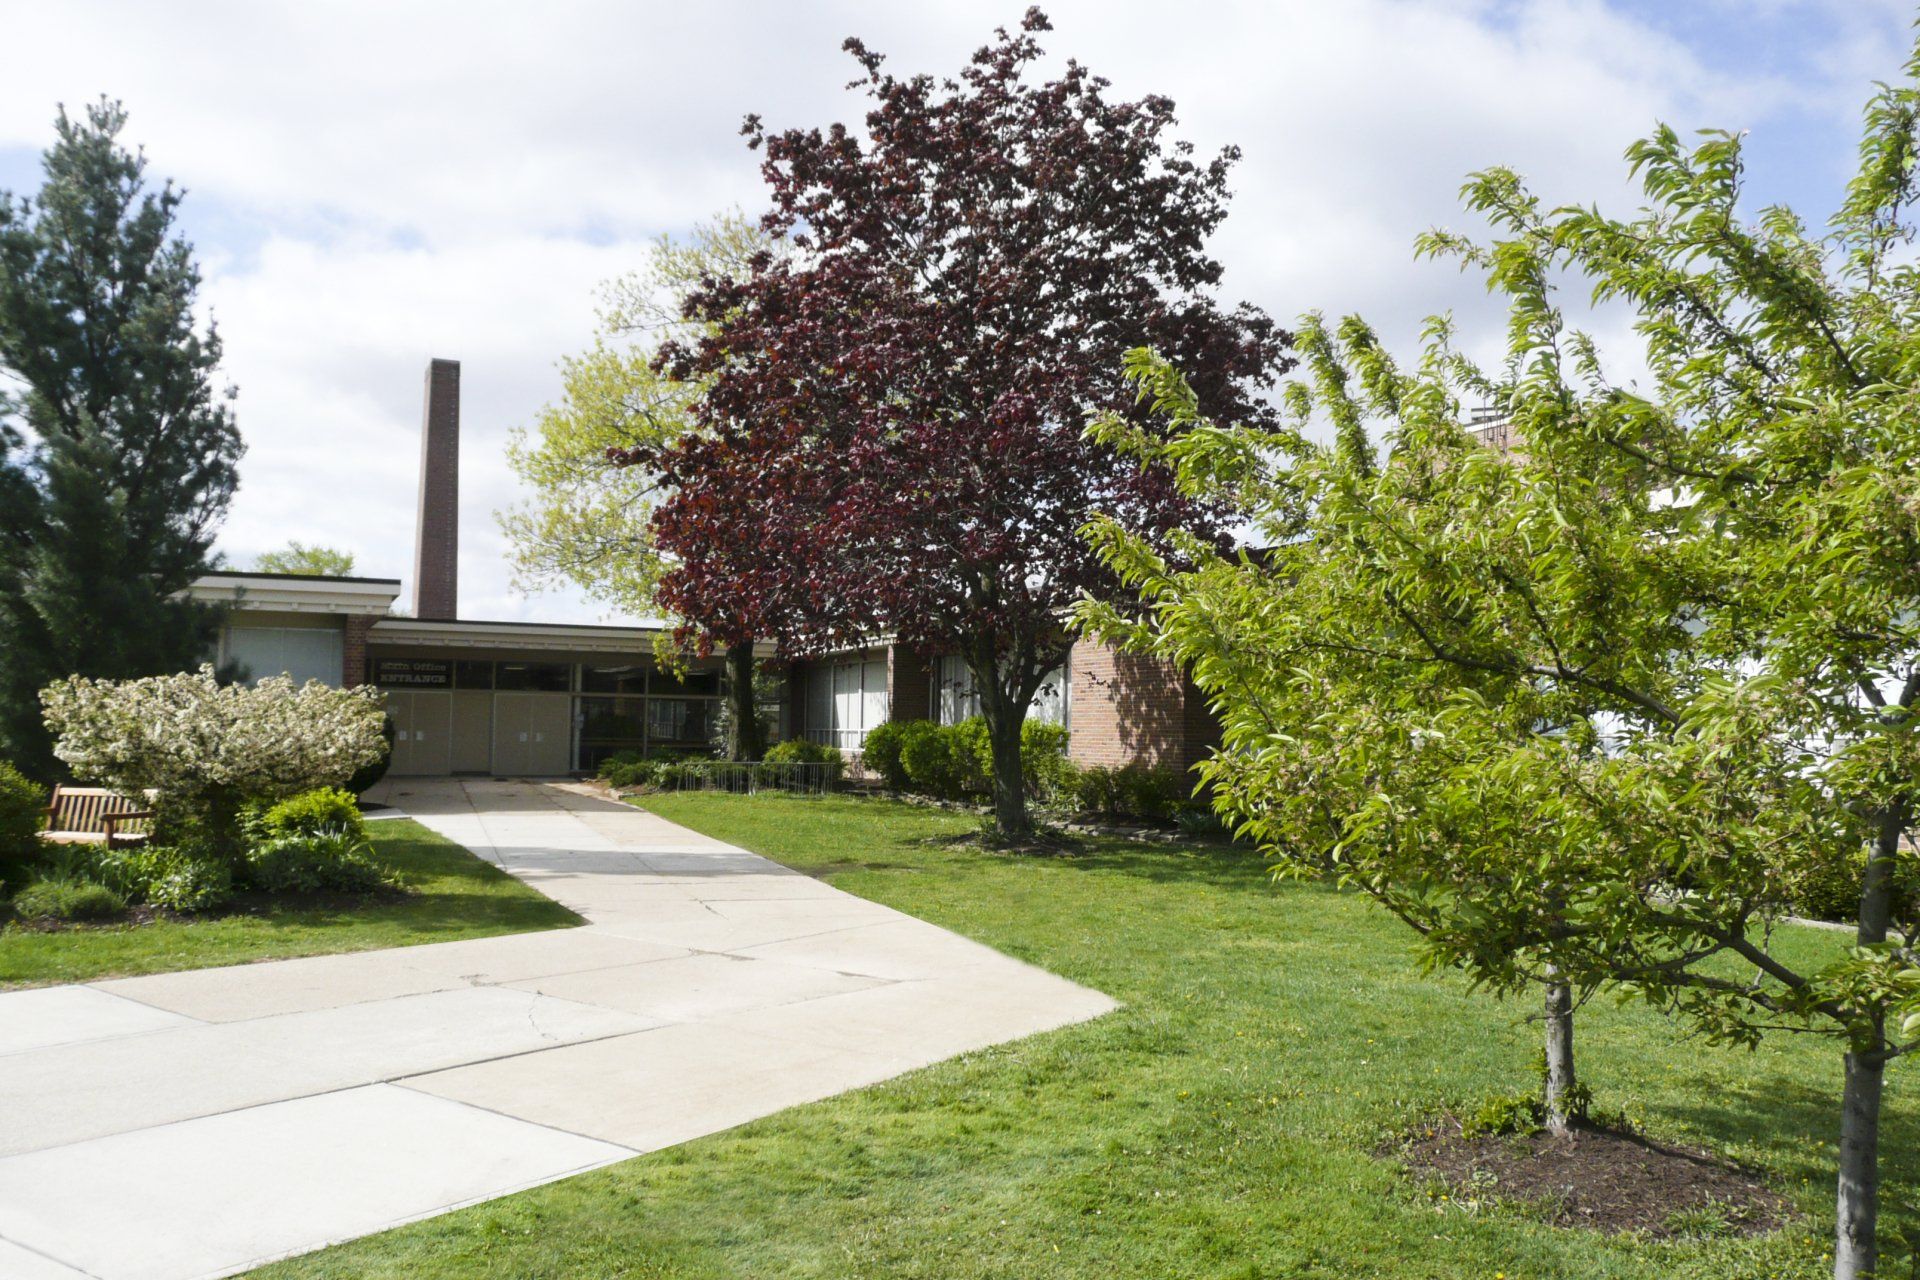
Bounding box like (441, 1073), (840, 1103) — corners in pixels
(0, 100), (241, 778)
(1083, 52), (1920, 1278)
(254, 542), (355, 576)
(498, 210), (777, 759)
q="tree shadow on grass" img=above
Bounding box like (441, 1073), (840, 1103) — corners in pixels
(1655, 1070), (1920, 1197)
(1038, 835), (1303, 894)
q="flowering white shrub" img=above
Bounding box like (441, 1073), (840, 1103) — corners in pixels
(41, 666), (388, 828)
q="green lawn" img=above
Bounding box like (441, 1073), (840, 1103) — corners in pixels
(255, 793), (1910, 1280)
(0, 819), (581, 988)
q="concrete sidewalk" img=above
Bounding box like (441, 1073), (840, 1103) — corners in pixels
(0, 779), (1116, 1280)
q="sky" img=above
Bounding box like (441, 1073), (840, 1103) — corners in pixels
(0, 0), (1913, 624)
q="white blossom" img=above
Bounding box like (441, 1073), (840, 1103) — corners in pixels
(41, 665), (387, 809)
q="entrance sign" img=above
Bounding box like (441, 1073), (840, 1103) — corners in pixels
(374, 659), (451, 688)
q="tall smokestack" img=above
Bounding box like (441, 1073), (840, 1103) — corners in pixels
(411, 357), (460, 620)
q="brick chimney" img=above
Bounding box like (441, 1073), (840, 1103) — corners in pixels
(411, 358), (460, 620)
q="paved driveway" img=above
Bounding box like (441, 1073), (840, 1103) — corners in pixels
(0, 779), (1115, 1280)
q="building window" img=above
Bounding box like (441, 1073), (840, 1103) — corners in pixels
(226, 625), (345, 688)
(934, 654), (1069, 729)
(647, 697), (715, 750)
(934, 655), (977, 723)
(453, 660), (494, 689)
(650, 667), (721, 696)
(579, 663), (647, 695)
(574, 696), (647, 771)
(495, 661), (571, 692)
(804, 655), (887, 749)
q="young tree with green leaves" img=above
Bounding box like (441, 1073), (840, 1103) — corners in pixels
(1083, 53), (1920, 1278)
(255, 542), (355, 576)
(0, 100), (241, 779)
(497, 210), (777, 759)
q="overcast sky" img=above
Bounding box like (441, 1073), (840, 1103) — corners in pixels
(0, 0), (1911, 623)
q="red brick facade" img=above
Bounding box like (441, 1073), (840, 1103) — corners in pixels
(1065, 637), (1214, 772)
(342, 615), (375, 687)
(411, 358), (461, 621)
(1067, 633), (1198, 767)
(789, 637), (1214, 772)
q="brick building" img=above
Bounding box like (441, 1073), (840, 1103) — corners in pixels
(784, 639), (1218, 775)
(190, 358), (1214, 777)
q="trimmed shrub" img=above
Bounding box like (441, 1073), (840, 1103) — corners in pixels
(1174, 804), (1227, 838)
(100, 845), (233, 912)
(597, 749), (645, 776)
(1072, 764), (1120, 816)
(889, 719), (1070, 802)
(0, 761), (43, 874)
(246, 828), (391, 895)
(0, 761), (46, 896)
(12, 878), (125, 922)
(255, 788), (366, 842)
(1020, 721), (1073, 800)
(763, 738), (845, 782)
(601, 759), (651, 790)
(1074, 763), (1190, 820)
(858, 720), (914, 790)
(899, 720), (964, 799)
(949, 718), (994, 795)
(1788, 847), (1920, 924)
(1122, 764), (1189, 820)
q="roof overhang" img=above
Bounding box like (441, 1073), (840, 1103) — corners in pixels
(187, 573), (402, 616)
(369, 617), (673, 655)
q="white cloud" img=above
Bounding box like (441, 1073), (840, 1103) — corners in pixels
(0, 1), (1903, 622)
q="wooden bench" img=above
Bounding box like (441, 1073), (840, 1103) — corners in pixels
(39, 785), (156, 851)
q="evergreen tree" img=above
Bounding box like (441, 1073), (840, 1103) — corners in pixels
(0, 100), (241, 777)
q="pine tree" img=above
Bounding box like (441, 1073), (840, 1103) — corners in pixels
(0, 99), (242, 777)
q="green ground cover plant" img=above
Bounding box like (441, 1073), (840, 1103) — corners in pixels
(0, 818), (578, 988)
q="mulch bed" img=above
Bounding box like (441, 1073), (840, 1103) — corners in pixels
(1394, 1115), (1792, 1238)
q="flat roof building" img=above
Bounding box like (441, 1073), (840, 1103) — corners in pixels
(192, 359), (1214, 779)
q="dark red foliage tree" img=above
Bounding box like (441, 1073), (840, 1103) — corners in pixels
(641, 9), (1289, 835)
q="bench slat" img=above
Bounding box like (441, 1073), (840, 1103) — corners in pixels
(43, 786), (155, 846)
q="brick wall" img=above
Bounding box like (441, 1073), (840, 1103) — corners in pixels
(411, 358), (461, 621)
(341, 616), (375, 687)
(1066, 637), (1191, 771)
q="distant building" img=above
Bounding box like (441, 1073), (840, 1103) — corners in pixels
(189, 360), (1213, 777)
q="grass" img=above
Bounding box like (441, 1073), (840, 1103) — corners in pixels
(252, 793), (1912, 1279)
(0, 819), (581, 988)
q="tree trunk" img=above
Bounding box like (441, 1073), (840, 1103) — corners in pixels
(724, 641), (761, 762)
(1834, 819), (1900, 1280)
(1836, 1046), (1885, 1280)
(1542, 977), (1578, 1137)
(974, 655), (1031, 841)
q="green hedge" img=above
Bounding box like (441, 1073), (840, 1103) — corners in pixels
(0, 760), (44, 880)
(858, 720), (913, 790)
(1070, 762), (1190, 821)
(871, 717), (1076, 805)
